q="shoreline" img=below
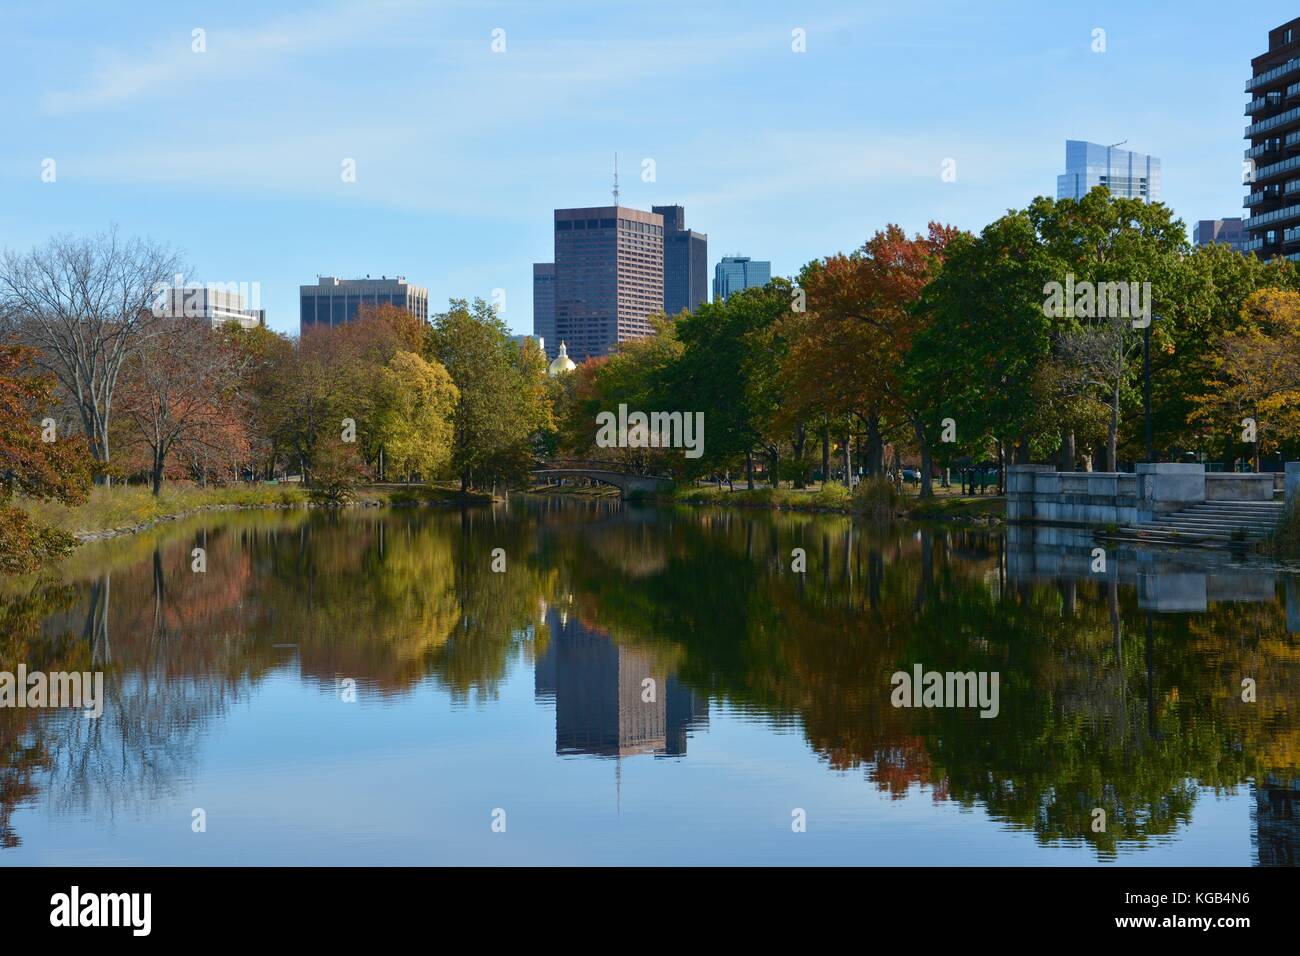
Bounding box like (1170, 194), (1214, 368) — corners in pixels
(14, 485), (499, 545)
(526, 482), (1007, 525)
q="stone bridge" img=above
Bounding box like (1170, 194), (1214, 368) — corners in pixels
(531, 459), (674, 499)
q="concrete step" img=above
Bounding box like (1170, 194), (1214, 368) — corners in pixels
(1186, 501), (1284, 509)
(1131, 524), (1234, 541)
(1186, 504), (1284, 514)
(1153, 517), (1276, 530)
(1154, 512), (1276, 523)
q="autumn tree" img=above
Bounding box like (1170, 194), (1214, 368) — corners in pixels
(372, 351), (459, 480)
(116, 318), (248, 494)
(0, 345), (94, 573)
(1190, 288), (1300, 470)
(799, 223), (956, 496)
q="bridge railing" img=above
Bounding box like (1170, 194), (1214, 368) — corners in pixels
(531, 458), (673, 480)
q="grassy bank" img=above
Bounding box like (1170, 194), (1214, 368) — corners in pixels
(17, 482), (494, 539)
(666, 481), (1005, 523)
(1264, 504), (1300, 557)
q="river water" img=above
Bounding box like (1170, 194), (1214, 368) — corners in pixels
(1, 497), (1297, 865)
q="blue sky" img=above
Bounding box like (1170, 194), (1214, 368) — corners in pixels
(0, 0), (1279, 337)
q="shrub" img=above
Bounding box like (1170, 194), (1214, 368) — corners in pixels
(852, 477), (898, 521)
(1266, 504), (1300, 557)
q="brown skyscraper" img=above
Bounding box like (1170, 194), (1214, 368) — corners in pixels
(553, 206), (664, 362)
(1244, 17), (1300, 259)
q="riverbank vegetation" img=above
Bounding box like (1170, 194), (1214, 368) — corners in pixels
(6, 188), (1300, 570)
(547, 190), (1300, 501)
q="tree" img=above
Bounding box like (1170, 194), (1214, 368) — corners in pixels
(1190, 288), (1300, 469)
(800, 224), (956, 496)
(1028, 188), (1185, 470)
(0, 345), (94, 573)
(0, 227), (183, 483)
(425, 299), (547, 491)
(671, 283), (792, 487)
(115, 318), (248, 494)
(372, 351), (459, 480)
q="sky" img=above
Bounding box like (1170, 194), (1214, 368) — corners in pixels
(0, 0), (1282, 338)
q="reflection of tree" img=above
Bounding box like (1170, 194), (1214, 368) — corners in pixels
(549, 506), (1300, 858)
(0, 579), (85, 847)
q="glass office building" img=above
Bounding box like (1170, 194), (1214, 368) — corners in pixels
(1055, 140), (1161, 203)
(712, 256), (771, 301)
(652, 205), (708, 316)
(1193, 218), (1246, 252)
(532, 263), (557, 358)
(299, 276), (428, 335)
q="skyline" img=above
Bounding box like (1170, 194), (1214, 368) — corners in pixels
(0, 0), (1279, 338)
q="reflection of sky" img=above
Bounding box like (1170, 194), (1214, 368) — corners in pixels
(2, 657), (1254, 866)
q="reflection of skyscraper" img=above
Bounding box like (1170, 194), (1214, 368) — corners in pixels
(1252, 775), (1299, 866)
(534, 608), (706, 757)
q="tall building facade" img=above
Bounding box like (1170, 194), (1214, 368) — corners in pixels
(553, 205), (664, 361)
(712, 255), (771, 301)
(157, 285), (265, 329)
(532, 263), (557, 358)
(1243, 17), (1300, 260)
(1193, 218), (1246, 252)
(1056, 140), (1161, 203)
(652, 205), (708, 315)
(299, 276), (428, 334)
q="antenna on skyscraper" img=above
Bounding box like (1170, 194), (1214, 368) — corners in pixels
(612, 153), (620, 205)
(1108, 140), (1127, 149)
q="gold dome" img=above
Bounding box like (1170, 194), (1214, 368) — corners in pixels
(548, 341), (577, 376)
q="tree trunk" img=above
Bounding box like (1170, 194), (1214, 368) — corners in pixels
(1107, 382), (1120, 472)
(791, 424), (807, 489)
(821, 428), (831, 488)
(1058, 428), (1075, 471)
(1015, 432), (1031, 465)
(842, 434), (853, 489)
(769, 447), (779, 489)
(915, 420), (933, 498)
(866, 412), (884, 477)
(745, 451), (754, 491)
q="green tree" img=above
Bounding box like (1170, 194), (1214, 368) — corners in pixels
(426, 299), (548, 491)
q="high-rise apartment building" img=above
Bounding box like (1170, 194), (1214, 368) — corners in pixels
(1243, 17), (1300, 259)
(1056, 140), (1161, 203)
(532, 263), (557, 358)
(712, 256), (771, 301)
(553, 205), (664, 362)
(299, 276), (428, 335)
(1193, 218), (1246, 252)
(652, 205), (708, 315)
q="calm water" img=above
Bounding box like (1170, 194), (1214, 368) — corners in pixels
(2, 497), (1297, 866)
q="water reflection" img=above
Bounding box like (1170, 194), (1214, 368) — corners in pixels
(1, 499), (1297, 864)
(535, 606), (707, 757)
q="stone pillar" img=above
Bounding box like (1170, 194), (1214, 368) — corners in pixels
(1286, 462), (1300, 506)
(1136, 462), (1205, 522)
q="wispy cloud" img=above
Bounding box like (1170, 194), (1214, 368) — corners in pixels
(41, 0), (424, 113)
